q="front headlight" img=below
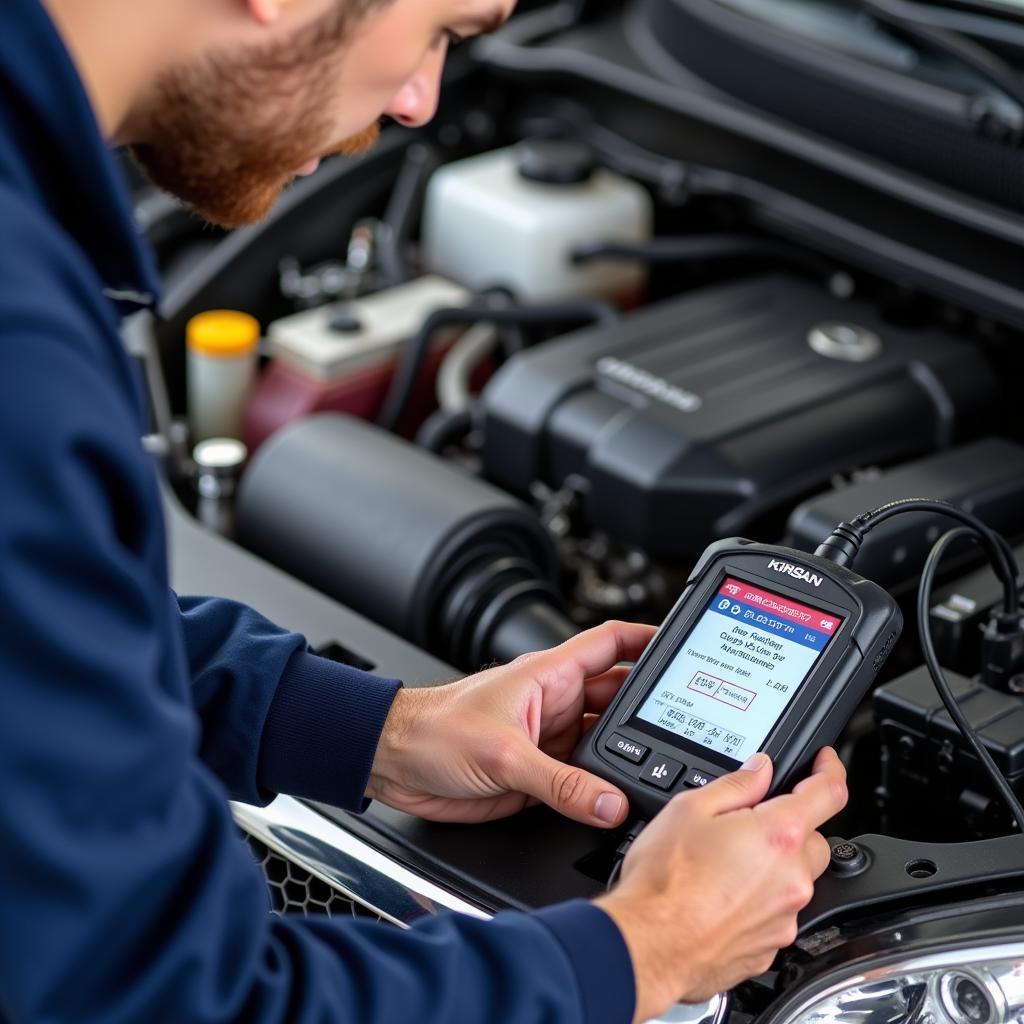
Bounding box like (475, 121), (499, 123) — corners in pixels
(769, 943), (1024, 1024)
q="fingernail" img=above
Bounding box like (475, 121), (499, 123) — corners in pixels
(595, 793), (624, 823)
(740, 752), (769, 772)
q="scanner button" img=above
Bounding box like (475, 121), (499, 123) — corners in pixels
(684, 768), (718, 788)
(640, 756), (683, 790)
(606, 733), (649, 765)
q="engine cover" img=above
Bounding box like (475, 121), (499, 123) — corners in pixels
(479, 276), (997, 558)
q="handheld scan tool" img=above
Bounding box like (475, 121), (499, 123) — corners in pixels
(574, 539), (902, 817)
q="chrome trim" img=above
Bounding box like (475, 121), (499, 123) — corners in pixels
(652, 991), (730, 1024)
(234, 796), (728, 1024)
(233, 796), (488, 926)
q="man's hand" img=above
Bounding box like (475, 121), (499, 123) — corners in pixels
(596, 748), (847, 1024)
(365, 621), (657, 827)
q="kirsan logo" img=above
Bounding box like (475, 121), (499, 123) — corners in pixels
(767, 559), (824, 587)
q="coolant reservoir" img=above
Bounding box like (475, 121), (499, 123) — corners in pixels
(242, 276), (470, 450)
(422, 141), (653, 304)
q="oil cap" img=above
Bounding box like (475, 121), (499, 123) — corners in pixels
(808, 323), (882, 362)
(517, 139), (596, 186)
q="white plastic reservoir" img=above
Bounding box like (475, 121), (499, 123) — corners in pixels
(422, 141), (653, 304)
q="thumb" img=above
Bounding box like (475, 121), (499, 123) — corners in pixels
(505, 741), (630, 828)
(692, 752), (773, 816)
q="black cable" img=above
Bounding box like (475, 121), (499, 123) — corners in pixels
(606, 859), (624, 891)
(858, 500), (1019, 612)
(377, 143), (440, 288)
(918, 527), (1024, 831)
(477, 287), (529, 356)
(415, 408), (475, 453)
(814, 497), (1023, 828)
(854, 0), (1024, 124)
(815, 497), (1019, 615)
(517, 105), (690, 199)
(377, 299), (619, 433)
(571, 235), (832, 280)
(606, 818), (648, 891)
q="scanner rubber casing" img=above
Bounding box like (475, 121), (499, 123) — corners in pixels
(572, 538), (902, 818)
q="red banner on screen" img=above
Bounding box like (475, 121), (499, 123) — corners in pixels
(717, 578), (841, 635)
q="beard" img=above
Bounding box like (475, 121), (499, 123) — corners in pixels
(130, 17), (381, 228)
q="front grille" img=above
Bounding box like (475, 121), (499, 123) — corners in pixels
(245, 834), (385, 923)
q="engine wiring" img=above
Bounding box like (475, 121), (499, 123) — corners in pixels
(816, 499), (1024, 833)
(917, 527), (1024, 831)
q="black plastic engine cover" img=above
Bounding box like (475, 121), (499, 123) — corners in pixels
(479, 276), (996, 559)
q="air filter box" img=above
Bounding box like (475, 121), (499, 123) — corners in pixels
(479, 276), (996, 559)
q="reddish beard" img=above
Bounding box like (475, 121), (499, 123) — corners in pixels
(129, 17), (383, 228)
(131, 113), (382, 229)
(331, 121), (381, 159)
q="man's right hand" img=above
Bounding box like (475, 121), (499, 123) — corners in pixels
(596, 747), (847, 1024)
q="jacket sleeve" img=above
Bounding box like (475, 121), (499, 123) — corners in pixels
(0, 209), (636, 1024)
(176, 593), (401, 809)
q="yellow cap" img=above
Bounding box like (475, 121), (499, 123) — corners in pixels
(187, 310), (261, 359)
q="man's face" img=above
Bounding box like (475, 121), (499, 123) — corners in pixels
(131, 0), (513, 228)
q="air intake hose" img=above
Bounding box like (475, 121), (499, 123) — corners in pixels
(236, 414), (575, 670)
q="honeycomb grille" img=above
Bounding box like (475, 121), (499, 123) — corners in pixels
(245, 834), (385, 923)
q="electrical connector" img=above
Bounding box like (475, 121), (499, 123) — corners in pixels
(980, 611), (1024, 693)
(813, 522), (863, 568)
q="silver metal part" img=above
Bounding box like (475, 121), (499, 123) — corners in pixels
(245, 834), (384, 922)
(233, 795), (488, 926)
(437, 322), (500, 413)
(654, 993), (730, 1024)
(194, 438), (248, 538)
(808, 322), (883, 362)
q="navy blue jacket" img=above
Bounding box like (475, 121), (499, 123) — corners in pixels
(0, 3), (636, 1022)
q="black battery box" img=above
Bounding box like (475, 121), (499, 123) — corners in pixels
(786, 439), (1024, 591)
(874, 666), (1024, 838)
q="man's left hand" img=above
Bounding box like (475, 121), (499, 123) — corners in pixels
(365, 621), (657, 828)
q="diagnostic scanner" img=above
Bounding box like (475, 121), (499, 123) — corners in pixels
(573, 538), (902, 817)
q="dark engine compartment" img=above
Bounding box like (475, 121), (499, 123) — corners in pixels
(146, 0), (1024, 1011)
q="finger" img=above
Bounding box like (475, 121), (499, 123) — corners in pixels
(804, 831), (832, 880)
(761, 759), (848, 832)
(790, 748), (846, 803)
(814, 746), (847, 784)
(582, 665), (633, 713)
(685, 752), (773, 816)
(543, 621), (657, 683)
(501, 738), (630, 827)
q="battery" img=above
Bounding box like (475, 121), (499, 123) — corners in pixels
(874, 666), (1024, 836)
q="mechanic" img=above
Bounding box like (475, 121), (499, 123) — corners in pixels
(0, 0), (848, 1021)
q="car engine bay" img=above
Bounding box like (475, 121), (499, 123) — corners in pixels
(136, 0), (1024, 1019)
